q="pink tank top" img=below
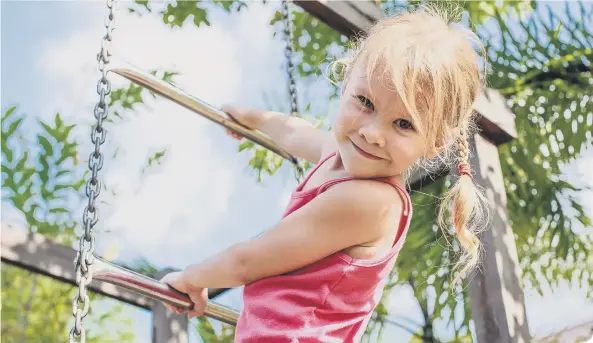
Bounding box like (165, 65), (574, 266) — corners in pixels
(234, 152), (412, 343)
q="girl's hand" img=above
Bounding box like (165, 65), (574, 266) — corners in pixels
(221, 104), (261, 140)
(160, 271), (209, 319)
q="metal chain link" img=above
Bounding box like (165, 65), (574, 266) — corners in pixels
(280, 0), (304, 182)
(281, 0), (298, 117)
(69, 1), (115, 342)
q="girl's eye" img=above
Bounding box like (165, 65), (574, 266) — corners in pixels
(394, 119), (414, 130)
(356, 95), (374, 111)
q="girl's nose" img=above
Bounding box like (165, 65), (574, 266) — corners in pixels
(358, 124), (386, 148)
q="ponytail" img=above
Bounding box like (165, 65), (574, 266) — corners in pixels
(438, 128), (490, 288)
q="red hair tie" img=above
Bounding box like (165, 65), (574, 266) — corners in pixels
(458, 163), (471, 177)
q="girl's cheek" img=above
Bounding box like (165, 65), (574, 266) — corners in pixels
(336, 104), (355, 126)
(343, 104), (365, 122)
(392, 136), (424, 162)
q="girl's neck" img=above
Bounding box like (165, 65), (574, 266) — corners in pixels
(328, 151), (345, 170)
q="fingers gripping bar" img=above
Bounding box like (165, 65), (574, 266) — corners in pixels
(92, 257), (240, 325)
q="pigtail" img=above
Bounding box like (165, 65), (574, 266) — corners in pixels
(438, 128), (489, 288)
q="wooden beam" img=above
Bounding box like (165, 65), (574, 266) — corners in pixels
(466, 134), (531, 343)
(1, 223), (153, 310)
(293, 0), (383, 37)
(474, 88), (518, 145)
(293, 0), (517, 146)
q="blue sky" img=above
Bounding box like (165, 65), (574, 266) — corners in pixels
(2, 1), (592, 342)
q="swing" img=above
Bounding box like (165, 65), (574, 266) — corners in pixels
(69, 0), (302, 341)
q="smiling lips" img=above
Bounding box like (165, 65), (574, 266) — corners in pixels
(350, 140), (384, 160)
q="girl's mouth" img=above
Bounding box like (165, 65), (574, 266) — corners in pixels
(350, 140), (384, 160)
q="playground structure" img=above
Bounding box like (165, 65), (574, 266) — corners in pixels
(1, 1), (532, 343)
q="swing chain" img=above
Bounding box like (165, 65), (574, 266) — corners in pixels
(69, 1), (115, 342)
(280, 0), (298, 117)
(280, 0), (304, 182)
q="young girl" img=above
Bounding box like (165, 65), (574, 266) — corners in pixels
(160, 5), (488, 342)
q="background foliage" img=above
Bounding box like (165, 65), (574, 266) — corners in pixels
(1, 107), (140, 342)
(2, 0), (592, 342)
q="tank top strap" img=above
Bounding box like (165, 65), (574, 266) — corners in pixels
(295, 152), (336, 192)
(315, 176), (356, 195)
(376, 178), (412, 247)
(316, 176), (412, 248)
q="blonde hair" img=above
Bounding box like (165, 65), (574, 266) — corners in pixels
(330, 3), (490, 286)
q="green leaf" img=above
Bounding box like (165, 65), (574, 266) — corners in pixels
(163, 1), (210, 28)
(238, 140), (254, 151)
(1, 105), (17, 121)
(54, 112), (63, 128)
(53, 183), (72, 192)
(5, 117), (24, 137)
(56, 170), (70, 178)
(73, 178), (86, 191)
(60, 123), (77, 142)
(155, 0), (247, 28)
(37, 135), (53, 156)
(135, 0), (149, 11)
(39, 120), (60, 141)
(15, 151), (29, 172)
(21, 167), (36, 183)
(143, 148), (168, 172)
(49, 207), (69, 214)
(2, 144), (13, 164)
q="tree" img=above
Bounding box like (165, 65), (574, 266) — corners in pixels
(1, 106), (84, 244)
(480, 1), (592, 295)
(1, 263), (137, 343)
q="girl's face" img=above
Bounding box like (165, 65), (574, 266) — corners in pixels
(333, 62), (433, 180)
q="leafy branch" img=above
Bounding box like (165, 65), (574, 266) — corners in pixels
(1, 106), (85, 244)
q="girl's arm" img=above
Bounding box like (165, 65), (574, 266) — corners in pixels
(223, 105), (334, 164)
(178, 180), (403, 289)
(255, 110), (333, 164)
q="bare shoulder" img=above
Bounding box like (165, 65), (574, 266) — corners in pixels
(308, 179), (405, 244)
(321, 179), (404, 216)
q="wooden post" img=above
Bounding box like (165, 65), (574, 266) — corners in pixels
(467, 133), (531, 343)
(153, 269), (189, 343)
